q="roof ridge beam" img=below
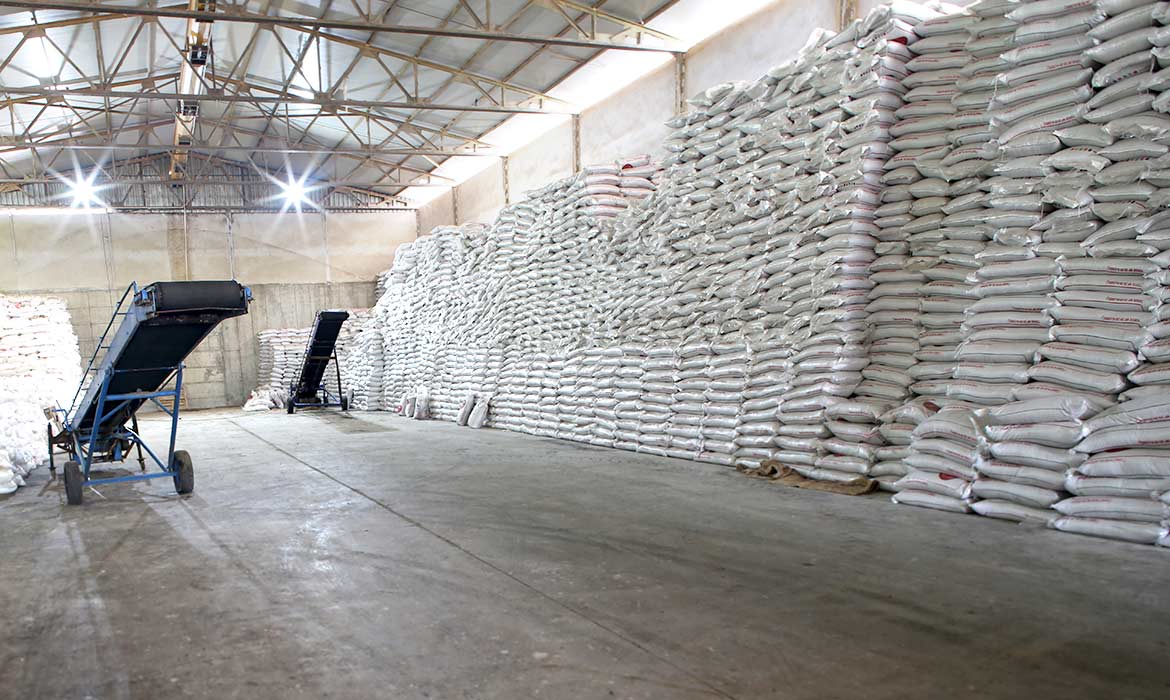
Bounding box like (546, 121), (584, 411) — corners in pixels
(0, 1), (684, 52)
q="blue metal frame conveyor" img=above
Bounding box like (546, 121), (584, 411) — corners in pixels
(47, 280), (252, 505)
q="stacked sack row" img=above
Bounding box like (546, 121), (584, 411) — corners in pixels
(0, 295), (81, 493)
(1058, 394), (1170, 545)
(1039, 0), (1170, 544)
(786, 9), (925, 485)
(882, 3), (1002, 509)
(878, 7), (982, 500)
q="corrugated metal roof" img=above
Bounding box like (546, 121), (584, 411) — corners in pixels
(0, 0), (681, 210)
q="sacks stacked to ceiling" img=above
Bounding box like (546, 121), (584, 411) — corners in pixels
(348, 161), (657, 430)
(0, 295), (81, 493)
(752, 5), (931, 482)
(943, 0), (1093, 521)
(882, 6), (980, 501)
(799, 9), (924, 485)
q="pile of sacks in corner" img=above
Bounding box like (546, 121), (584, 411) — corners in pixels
(0, 295), (81, 493)
(242, 309), (371, 411)
(341, 0), (1170, 549)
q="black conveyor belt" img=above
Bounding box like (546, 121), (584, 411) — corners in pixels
(292, 310), (349, 402)
(73, 281), (250, 436)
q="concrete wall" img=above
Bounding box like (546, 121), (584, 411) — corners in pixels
(454, 161), (507, 226)
(417, 190), (456, 236)
(1, 210), (411, 408)
(580, 61), (677, 167)
(446, 0), (850, 228)
(685, 0), (839, 97)
(507, 121), (576, 201)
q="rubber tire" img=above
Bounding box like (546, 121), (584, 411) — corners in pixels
(340, 396), (349, 412)
(287, 400), (295, 414)
(172, 450), (194, 495)
(64, 461), (83, 505)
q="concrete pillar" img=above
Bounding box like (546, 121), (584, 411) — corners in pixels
(572, 114), (582, 173)
(502, 156), (511, 205)
(838, 0), (857, 30)
(165, 213), (190, 281)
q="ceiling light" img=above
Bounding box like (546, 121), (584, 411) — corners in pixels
(279, 173), (313, 211)
(66, 172), (103, 208)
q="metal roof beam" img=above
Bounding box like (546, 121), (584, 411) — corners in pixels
(0, 0), (683, 52)
(0, 177), (449, 187)
(535, 0), (678, 42)
(0, 143), (497, 157)
(0, 80), (578, 116)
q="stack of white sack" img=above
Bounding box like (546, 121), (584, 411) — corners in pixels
(697, 343), (747, 466)
(873, 5), (972, 489)
(629, 346), (679, 459)
(0, 295), (81, 492)
(972, 395), (1103, 523)
(1022, 0), (1149, 408)
(931, 0), (1006, 416)
(1034, 0), (1170, 543)
(887, 4), (996, 503)
(334, 308), (371, 395)
(953, 0), (1088, 409)
(757, 4), (933, 483)
(802, 7), (926, 484)
(1038, 0), (1170, 411)
(892, 405), (984, 513)
(1054, 393), (1170, 545)
(347, 327), (384, 410)
(254, 328), (310, 393)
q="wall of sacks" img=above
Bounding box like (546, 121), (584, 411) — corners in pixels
(0, 296), (81, 493)
(346, 0), (1170, 548)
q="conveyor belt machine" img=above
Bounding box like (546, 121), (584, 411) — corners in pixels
(287, 309), (349, 413)
(48, 280), (251, 505)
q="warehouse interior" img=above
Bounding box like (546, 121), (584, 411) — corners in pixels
(2, 0), (1170, 698)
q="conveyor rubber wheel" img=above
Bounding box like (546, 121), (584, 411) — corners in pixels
(172, 450), (194, 495)
(340, 396), (349, 412)
(64, 461), (83, 505)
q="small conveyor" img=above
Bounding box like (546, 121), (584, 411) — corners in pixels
(48, 280), (251, 505)
(287, 309), (349, 413)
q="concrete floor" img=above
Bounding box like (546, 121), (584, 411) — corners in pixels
(1, 410), (1169, 700)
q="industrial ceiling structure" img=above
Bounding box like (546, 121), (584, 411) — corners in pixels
(0, 0), (683, 211)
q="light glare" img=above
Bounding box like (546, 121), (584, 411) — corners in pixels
(64, 171), (104, 208)
(279, 172), (314, 211)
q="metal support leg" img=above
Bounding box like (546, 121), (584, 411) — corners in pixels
(131, 414), (146, 472)
(334, 351), (344, 408)
(167, 365), (184, 470)
(86, 371), (112, 479)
